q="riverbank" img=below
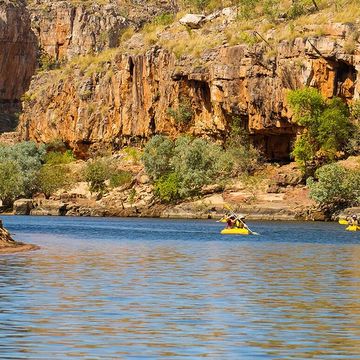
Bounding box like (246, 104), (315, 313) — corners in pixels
(6, 161), (321, 221)
(0, 219), (39, 254)
(3, 158), (360, 222)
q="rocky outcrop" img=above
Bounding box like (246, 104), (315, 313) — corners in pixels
(18, 21), (360, 159)
(0, 0), (37, 132)
(28, 1), (128, 62)
(179, 14), (206, 29)
(30, 199), (67, 216)
(13, 198), (34, 215)
(0, 0), (176, 135)
(0, 219), (38, 253)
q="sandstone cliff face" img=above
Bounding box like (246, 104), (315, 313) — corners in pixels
(18, 22), (359, 160)
(28, 1), (128, 62)
(0, 0), (179, 134)
(0, 0), (37, 132)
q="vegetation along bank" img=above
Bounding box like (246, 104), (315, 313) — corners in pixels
(0, 0), (359, 221)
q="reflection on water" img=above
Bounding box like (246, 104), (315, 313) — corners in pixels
(0, 216), (360, 359)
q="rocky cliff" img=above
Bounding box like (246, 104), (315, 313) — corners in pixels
(0, 0), (37, 132)
(0, 0), (174, 134)
(1, 1), (359, 160)
(19, 20), (359, 159)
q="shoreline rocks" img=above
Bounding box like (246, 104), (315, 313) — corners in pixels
(0, 219), (39, 254)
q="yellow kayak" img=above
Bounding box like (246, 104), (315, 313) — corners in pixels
(221, 228), (251, 235)
(339, 219), (348, 225)
(346, 225), (360, 232)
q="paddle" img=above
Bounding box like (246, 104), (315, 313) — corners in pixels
(224, 204), (259, 235)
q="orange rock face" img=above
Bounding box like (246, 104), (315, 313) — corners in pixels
(2, 2), (357, 161)
(0, 1), (37, 132)
(19, 32), (358, 160)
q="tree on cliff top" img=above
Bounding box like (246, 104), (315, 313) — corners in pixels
(287, 87), (352, 173)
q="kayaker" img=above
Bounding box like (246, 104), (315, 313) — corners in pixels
(226, 215), (235, 228)
(350, 215), (358, 226)
(234, 218), (244, 228)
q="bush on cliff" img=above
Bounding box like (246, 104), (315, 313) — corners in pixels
(287, 87), (352, 172)
(307, 163), (360, 212)
(44, 150), (75, 165)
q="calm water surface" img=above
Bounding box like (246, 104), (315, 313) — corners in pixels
(0, 216), (360, 359)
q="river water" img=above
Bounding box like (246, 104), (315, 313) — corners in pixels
(0, 216), (360, 359)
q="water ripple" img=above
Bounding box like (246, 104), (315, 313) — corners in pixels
(0, 216), (359, 359)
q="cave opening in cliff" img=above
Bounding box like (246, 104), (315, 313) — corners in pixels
(188, 80), (212, 113)
(251, 133), (296, 162)
(128, 57), (134, 81)
(335, 60), (356, 100)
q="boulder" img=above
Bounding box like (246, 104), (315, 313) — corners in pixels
(179, 14), (206, 29)
(13, 199), (34, 215)
(30, 200), (67, 216)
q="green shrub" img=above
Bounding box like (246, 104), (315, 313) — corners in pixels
(225, 121), (261, 175)
(167, 98), (193, 125)
(0, 141), (45, 200)
(109, 170), (133, 188)
(143, 135), (232, 202)
(307, 163), (360, 212)
(155, 172), (181, 203)
(153, 13), (175, 26)
(84, 158), (111, 194)
(38, 165), (71, 198)
(44, 150), (75, 165)
(172, 137), (226, 197)
(184, 0), (211, 11)
(287, 87), (352, 170)
(142, 135), (174, 180)
(123, 147), (142, 164)
(0, 160), (24, 207)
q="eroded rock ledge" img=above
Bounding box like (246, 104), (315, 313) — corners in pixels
(0, 220), (38, 254)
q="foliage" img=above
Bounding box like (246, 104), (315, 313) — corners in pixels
(0, 142), (45, 202)
(307, 163), (360, 211)
(153, 12), (175, 26)
(155, 173), (181, 203)
(287, 87), (352, 171)
(128, 188), (137, 205)
(38, 51), (59, 72)
(172, 137), (226, 198)
(0, 161), (24, 207)
(84, 158), (111, 194)
(44, 150), (75, 165)
(167, 98), (194, 126)
(123, 147), (142, 164)
(38, 165), (71, 198)
(225, 117), (261, 175)
(45, 140), (68, 153)
(109, 170), (133, 188)
(142, 135), (174, 181)
(183, 0), (211, 11)
(143, 135), (233, 202)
